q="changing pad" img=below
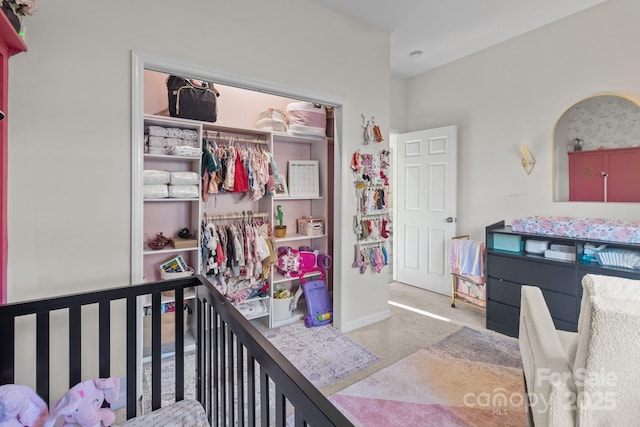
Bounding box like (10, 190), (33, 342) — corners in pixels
(511, 216), (640, 244)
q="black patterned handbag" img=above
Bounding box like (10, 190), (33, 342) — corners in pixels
(166, 76), (220, 122)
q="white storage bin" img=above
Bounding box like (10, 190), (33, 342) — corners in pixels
(272, 297), (293, 321)
(143, 169), (170, 185)
(170, 171), (200, 185)
(545, 249), (576, 262)
(168, 184), (199, 198)
(143, 184), (169, 199)
(525, 239), (549, 254)
(160, 266), (194, 280)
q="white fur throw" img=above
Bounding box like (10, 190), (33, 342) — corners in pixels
(576, 294), (640, 426)
(574, 274), (640, 385)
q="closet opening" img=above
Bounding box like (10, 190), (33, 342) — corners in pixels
(131, 51), (343, 335)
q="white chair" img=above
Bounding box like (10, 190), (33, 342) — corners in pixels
(519, 274), (640, 426)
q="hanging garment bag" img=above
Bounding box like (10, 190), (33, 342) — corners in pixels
(167, 75), (220, 122)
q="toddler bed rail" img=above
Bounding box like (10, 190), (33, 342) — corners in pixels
(0, 275), (353, 426)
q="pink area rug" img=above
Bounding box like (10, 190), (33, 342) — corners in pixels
(330, 326), (526, 426)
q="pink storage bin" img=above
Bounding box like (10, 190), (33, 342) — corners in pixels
(286, 102), (326, 137)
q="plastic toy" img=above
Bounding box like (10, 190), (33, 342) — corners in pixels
(276, 246), (333, 278)
(293, 268), (333, 327)
(0, 384), (48, 427)
(45, 377), (120, 427)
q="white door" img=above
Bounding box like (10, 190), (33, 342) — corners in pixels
(396, 125), (457, 295)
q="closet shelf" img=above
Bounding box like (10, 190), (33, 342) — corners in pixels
(272, 132), (326, 145)
(142, 332), (196, 364)
(144, 198), (200, 202)
(140, 288), (197, 308)
(234, 295), (270, 305)
(143, 246), (199, 256)
(272, 270), (321, 285)
(271, 310), (305, 328)
(274, 196), (324, 201)
(245, 311), (270, 321)
(144, 154), (201, 161)
(275, 233), (327, 243)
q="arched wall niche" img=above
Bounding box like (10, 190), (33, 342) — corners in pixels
(553, 93), (640, 202)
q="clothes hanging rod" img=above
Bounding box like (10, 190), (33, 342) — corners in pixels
(204, 130), (268, 145)
(357, 240), (387, 247)
(203, 211), (269, 220)
(359, 212), (390, 218)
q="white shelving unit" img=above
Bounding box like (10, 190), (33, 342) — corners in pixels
(139, 115), (202, 283)
(133, 114), (204, 366)
(268, 132), (330, 328)
(199, 122), (274, 323)
(133, 116), (332, 333)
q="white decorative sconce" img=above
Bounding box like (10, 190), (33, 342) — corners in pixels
(521, 144), (535, 175)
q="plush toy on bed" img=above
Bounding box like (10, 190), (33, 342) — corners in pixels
(0, 384), (49, 427)
(44, 378), (120, 427)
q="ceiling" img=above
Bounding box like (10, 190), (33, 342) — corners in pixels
(310, 0), (608, 79)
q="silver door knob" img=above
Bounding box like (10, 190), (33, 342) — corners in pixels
(445, 217), (457, 223)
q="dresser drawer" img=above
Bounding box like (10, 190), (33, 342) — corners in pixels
(487, 277), (521, 307)
(487, 254), (577, 295)
(487, 277), (578, 325)
(486, 300), (520, 338)
(543, 290), (577, 324)
(553, 318), (577, 333)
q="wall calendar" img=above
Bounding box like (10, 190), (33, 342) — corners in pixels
(288, 160), (319, 197)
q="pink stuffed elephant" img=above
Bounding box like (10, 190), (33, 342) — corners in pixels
(44, 378), (120, 427)
(0, 384), (48, 427)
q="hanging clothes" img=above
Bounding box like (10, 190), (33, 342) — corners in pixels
(353, 242), (389, 274)
(201, 137), (277, 201)
(233, 147), (249, 192)
(200, 215), (275, 302)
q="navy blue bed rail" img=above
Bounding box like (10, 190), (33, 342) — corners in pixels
(0, 275), (353, 426)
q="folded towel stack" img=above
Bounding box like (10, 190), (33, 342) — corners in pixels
(143, 170), (200, 199)
(144, 125), (200, 156)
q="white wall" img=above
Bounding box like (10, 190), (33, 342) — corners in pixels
(390, 77), (407, 132)
(7, 0), (390, 388)
(404, 0), (640, 241)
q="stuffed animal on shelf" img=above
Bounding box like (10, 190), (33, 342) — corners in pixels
(44, 378), (120, 427)
(0, 384), (49, 427)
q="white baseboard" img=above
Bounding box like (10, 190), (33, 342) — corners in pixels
(339, 308), (391, 333)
